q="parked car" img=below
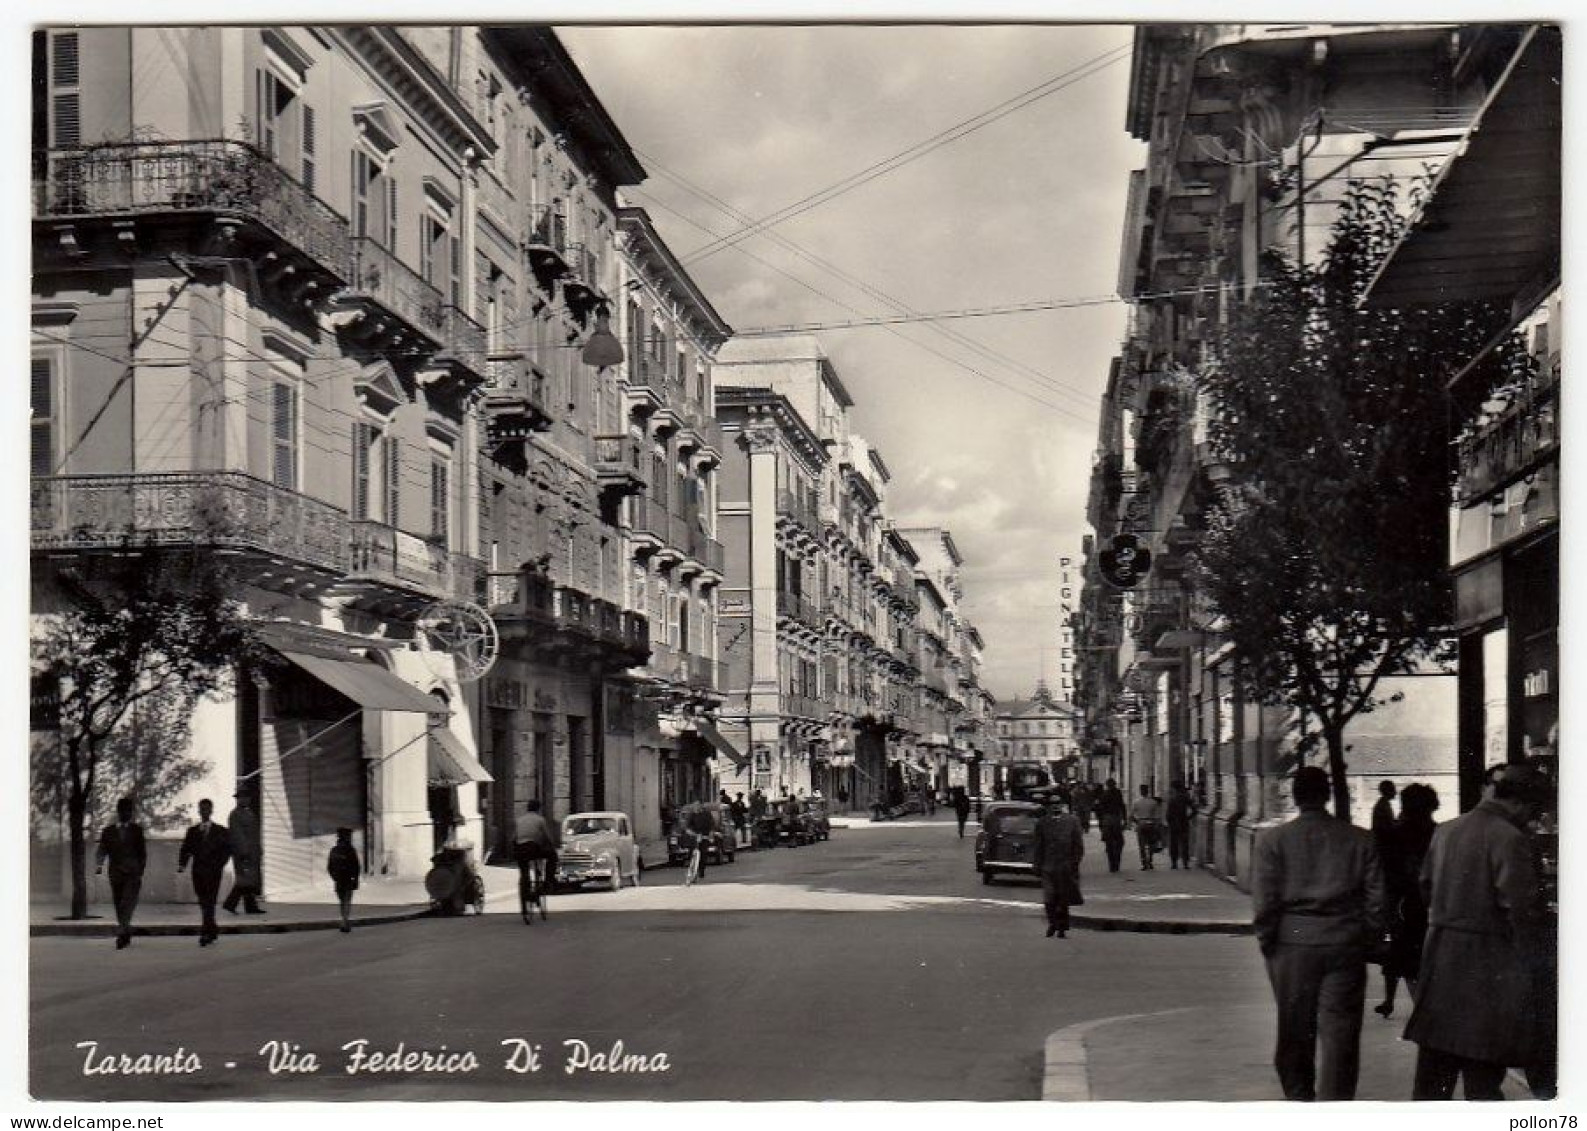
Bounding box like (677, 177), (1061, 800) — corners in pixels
(801, 797), (832, 841)
(974, 801), (1043, 884)
(776, 799), (813, 846)
(556, 811), (640, 891)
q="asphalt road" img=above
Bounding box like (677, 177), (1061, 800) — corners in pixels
(31, 817), (1272, 1101)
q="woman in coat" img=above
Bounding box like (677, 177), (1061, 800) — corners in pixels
(1032, 798), (1085, 938)
(1374, 783), (1439, 1019)
(327, 828), (361, 934)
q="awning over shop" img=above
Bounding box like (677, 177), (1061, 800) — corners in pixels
(428, 726), (494, 785)
(275, 649), (448, 714)
(694, 719), (748, 767)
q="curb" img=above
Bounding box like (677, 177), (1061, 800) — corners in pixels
(1069, 912), (1252, 936)
(31, 906), (434, 938)
(1042, 1009), (1197, 1101)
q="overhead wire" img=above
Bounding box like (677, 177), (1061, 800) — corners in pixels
(677, 40), (1134, 268)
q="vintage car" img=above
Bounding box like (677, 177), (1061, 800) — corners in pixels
(555, 811), (641, 891)
(667, 803), (737, 865)
(974, 801), (1044, 884)
(775, 799), (814, 846)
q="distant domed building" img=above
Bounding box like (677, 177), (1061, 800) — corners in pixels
(992, 682), (1081, 786)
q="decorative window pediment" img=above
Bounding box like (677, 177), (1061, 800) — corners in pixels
(353, 101), (403, 160)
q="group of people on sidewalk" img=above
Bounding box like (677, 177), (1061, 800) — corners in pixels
(1252, 762), (1556, 1102)
(1080, 778), (1198, 873)
(95, 792), (365, 944)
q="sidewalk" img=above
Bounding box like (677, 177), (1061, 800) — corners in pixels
(31, 874), (434, 938)
(1065, 1000), (1426, 1101)
(1067, 827), (1252, 933)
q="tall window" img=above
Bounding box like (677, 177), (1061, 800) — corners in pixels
(352, 151), (397, 248)
(31, 353), (56, 477)
(430, 458), (451, 545)
(271, 380), (298, 489)
(382, 435), (401, 526)
(421, 210), (462, 305)
(47, 32), (80, 147)
(351, 421), (375, 519)
(257, 69), (315, 192)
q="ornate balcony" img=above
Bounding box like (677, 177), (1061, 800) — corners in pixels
(336, 521), (483, 614)
(595, 434), (648, 499)
(339, 236), (449, 352)
(30, 472), (349, 595)
(483, 359), (554, 474)
(524, 206), (570, 288)
(1456, 368), (1560, 504)
(561, 243), (605, 321)
(431, 305), (490, 389)
(623, 358), (668, 421)
(33, 140), (350, 302)
(629, 496), (668, 557)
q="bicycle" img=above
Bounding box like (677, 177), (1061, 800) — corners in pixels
(683, 836), (703, 887)
(518, 853), (550, 924)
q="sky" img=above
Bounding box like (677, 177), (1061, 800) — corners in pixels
(561, 23), (1146, 700)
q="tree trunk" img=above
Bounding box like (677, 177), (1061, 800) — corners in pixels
(1323, 723), (1352, 823)
(67, 790), (89, 920)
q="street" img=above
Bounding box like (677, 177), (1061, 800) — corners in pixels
(32, 816), (1273, 1101)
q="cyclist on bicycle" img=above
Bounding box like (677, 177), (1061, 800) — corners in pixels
(681, 802), (716, 882)
(514, 800), (558, 895)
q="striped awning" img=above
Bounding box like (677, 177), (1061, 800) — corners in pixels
(428, 726), (494, 786)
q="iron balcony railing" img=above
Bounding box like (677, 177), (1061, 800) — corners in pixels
(1457, 367), (1561, 503)
(33, 140), (352, 281)
(631, 496), (669, 543)
(435, 305), (489, 380)
(30, 471), (350, 573)
(524, 205), (569, 256)
(785, 692), (827, 720)
(347, 521), (481, 600)
(552, 585), (600, 637)
(345, 236), (449, 346)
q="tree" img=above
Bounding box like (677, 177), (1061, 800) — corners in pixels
(31, 545), (267, 918)
(1197, 179), (1532, 819)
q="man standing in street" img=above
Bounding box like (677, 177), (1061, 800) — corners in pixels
(1404, 763), (1550, 1100)
(1096, 778), (1127, 872)
(222, 791), (264, 915)
(1032, 794), (1084, 939)
(1165, 780), (1196, 870)
(1252, 766), (1385, 1101)
(1129, 784), (1164, 870)
(178, 798), (231, 947)
(1371, 781), (1397, 857)
(1073, 782), (1093, 834)
(952, 787), (972, 838)
(95, 796), (146, 950)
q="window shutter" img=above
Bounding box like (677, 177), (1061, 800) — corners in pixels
(31, 356), (53, 477)
(385, 178), (398, 251)
(384, 435), (400, 526)
(272, 381), (296, 488)
(51, 33), (79, 86)
(301, 104), (316, 193)
(50, 93), (80, 148)
(430, 459), (450, 543)
(352, 422), (371, 520)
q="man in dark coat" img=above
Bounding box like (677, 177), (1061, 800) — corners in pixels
(952, 788), (972, 838)
(1032, 797), (1085, 938)
(95, 796), (147, 950)
(1404, 763), (1550, 1100)
(178, 798), (231, 946)
(222, 792), (264, 914)
(1370, 781), (1397, 857)
(1165, 780), (1196, 869)
(1252, 767), (1385, 1101)
(1095, 778), (1128, 872)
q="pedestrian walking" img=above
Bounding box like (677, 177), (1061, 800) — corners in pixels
(1371, 781), (1397, 857)
(1251, 767), (1385, 1102)
(1073, 782), (1093, 834)
(94, 796), (147, 950)
(1165, 780), (1195, 869)
(952, 788), (972, 838)
(326, 827), (361, 933)
(1404, 763), (1551, 1100)
(1373, 783), (1439, 1020)
(1096, 778), (1127, 872)
(730, 792), (749, 847)
(1129, 784), (1164, 870)
(684, 802), (716, 880)
(177, 799), (232, 947)
(222, 792), (264, 915)
(1032, 796), (1084, 939)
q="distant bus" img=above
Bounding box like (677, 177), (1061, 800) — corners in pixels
(1006, 762), (1052, 802)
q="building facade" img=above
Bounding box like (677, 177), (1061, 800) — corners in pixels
(1076, 24), (1494, 885)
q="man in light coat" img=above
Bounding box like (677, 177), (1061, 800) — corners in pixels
(1404, 762), (1550, 1100)
(1252, 767), (1385, 1101)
